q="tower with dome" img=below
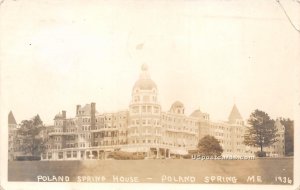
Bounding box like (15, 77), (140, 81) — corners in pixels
(125, 64), (164, 157)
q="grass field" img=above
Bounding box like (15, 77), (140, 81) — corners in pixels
(8, 157), (293, 184)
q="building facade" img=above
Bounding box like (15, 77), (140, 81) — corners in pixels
(8, 65), (285, 161)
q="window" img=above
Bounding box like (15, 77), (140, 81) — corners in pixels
(48, 152), (52, 159)
(143, 96), (149, 102)
(58, 152), (63, 159)
(134, 96), (140, 102)
(67, 151), (71, 158)
(133, 106), (139, 113)
(147, 106), (152, 113)
(73, 151), (77, 158)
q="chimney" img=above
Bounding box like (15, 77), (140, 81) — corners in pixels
(76, 105), (81, 116)
(62, 110), (66, 119)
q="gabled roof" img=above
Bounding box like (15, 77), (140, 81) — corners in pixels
(8, 111), (17, 125)
(228, 104), (243, 122)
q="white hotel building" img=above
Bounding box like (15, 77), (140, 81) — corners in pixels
(21, 65), (284, 160)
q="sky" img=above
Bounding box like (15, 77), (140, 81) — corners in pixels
(1, 0), (299, 125)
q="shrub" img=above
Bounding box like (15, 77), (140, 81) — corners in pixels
(15, 156), (41, 161)
(198, 135), (223, 156)
(255, 151), (266, 157)
(108, 151), (145, 160)
(182, 154), (192, 159)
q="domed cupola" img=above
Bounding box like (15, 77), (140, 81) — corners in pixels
(170, 101), (185, 114)
(132, 64), (157, 92)
(54, 112), (63, 120)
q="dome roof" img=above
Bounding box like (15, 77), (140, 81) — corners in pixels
(171, 101), (184, 108)
(170, 101), (185, 114)
(54, 112), (63, 120)
(133, 79), (157, 90)
(133, 64), (157, 91)
(190, 109), (202, 117)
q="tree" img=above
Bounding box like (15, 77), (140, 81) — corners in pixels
(32, 114), (43, 126)
(280, 118), (294, 156)
(244, 109), (277, 154)
(197, 135), (223, 156)
(17, 115), (46, 156)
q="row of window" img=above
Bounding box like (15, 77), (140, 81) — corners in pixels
(131, 105), (160, 114)
(54, 121), (63, 126)
(163, 125), (197, 133)
(210, 125), (229, 130)
(94, 131), (120, 138)
(131, 119), (160, 126)
(81, 118), (91, 123)
(52, 144), (62, 149)
(131, 139), (160, 144)
(81, 125), (91, 131)
(52, 128), (63, 133)
(96, 115), (127, 122)
(128, 127), (161, 134)
(162, 118), (198, 127)
(79, 124), (126, 131)
(129, 140), (192, 147)
(163, 141), (196, 147)
(65, 135), (76, 140)
(79, 134), (91, 139)
(79, 142), (91, 148)
(133, 95), (157, 103)
(164, 134), (197, 139)
(66, 143), (76, 148)
(79, 115), (127, 123)
(93, 140), (127, 146)
(94, 123), (126, 130)
(65, 128), (76, 133)
(53, 137), (62, 141)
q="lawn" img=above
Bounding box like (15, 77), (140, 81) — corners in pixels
(8, 157), (293, 184)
